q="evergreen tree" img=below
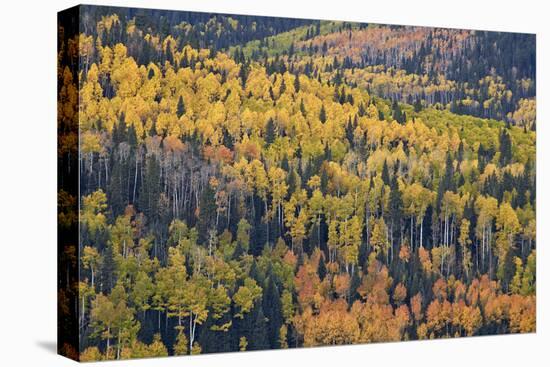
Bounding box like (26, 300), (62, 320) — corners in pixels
(294, 74), (300, 93)
(279, 77), (286, 96)
(197, 182), (217, 242)
(320, 169), (329, 194)
(299, 98), (306, 117)
(381, 160), (391, 186)
(176, 96), (186, 118)
(319, 104), (327, 123)
(138, 155), (161, 223)
(249, 305), (269, 350)
(113, 113), (127, 145)
(414, 98), (422, 112)
(442, 153), (455, 192)
(265, 118), (276, 145)
(346, 116), (355, 148)
(378, 109), (385, 121)
(107, 158), (128, 217)
(99, 244), (116, 293)
(457, 141), (464, 163)
(349, 269), (361, 303)
(499, 129), (513, 166)
(239, 63), (249, 87)
(149, 121), (157, 137)
(281, 156), (290, 171)
(317, 256), (327, 281)
(389, 176), (403, 244)
(287, 170), (298, 197)
(127, 123), (138, 148)
(263, 276), (283, 349)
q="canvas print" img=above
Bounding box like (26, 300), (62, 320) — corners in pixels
(57, 5), (536, 362)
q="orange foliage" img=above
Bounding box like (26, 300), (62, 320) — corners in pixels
(334, 273), (351, 299)
(398, 243), (411, 262)
(410, 293), (423, 323)
(295, 262), (321, 309)
(393, 283), (407, 305)
(357, 257), (392, 305)
(296, 299), (360, 347)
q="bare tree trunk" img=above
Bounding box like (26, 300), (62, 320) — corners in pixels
(106, 327), (111, 359)
(410, 216), (414, 250)
(116, 331), (121, 359)
(420, 216), (423, 248)
(227, 193), (232, 229)
(265, 200), (269, 246)
(133, 157), (138, 203)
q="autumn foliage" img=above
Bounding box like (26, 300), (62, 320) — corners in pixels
(58, 6), (536, 361)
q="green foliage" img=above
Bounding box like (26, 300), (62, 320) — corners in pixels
(68, 7), (536, 360)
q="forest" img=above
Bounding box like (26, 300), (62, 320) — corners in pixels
(57, 6), (536, 361)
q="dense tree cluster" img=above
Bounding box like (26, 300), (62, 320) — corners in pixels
(314, 26), (536, 126)
(58, 8), (536, 361)
(78, 5), (313, 70)
(237, 22), (535, 128)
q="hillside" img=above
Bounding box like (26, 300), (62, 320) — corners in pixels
(58, 6), (536, 360)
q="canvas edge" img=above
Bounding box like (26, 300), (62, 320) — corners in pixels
(58, 4), (82, 362)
